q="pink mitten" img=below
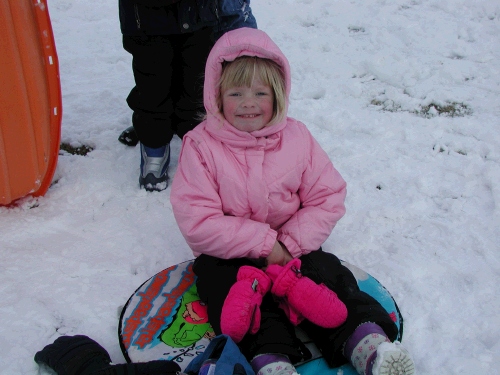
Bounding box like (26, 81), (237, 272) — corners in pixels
(220, 266), (272, 343)
(266, 258), (348, 328)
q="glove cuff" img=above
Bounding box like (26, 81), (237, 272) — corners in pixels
(237, 266), (272, 294)
(268, 258), (302, 297)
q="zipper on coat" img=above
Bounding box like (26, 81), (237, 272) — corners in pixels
(134, 4), (141, 30)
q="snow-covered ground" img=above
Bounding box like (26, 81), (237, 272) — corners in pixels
(1, 0), (499, 374)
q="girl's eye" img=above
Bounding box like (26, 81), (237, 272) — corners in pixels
(229, 92), (241, 97)
(256, 92), (268, 96)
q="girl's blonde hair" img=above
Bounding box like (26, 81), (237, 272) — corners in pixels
(218, 56), (287, 125)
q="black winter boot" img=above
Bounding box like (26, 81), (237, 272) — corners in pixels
(118, 126), (139, 146)
(35, 335), (112, 375)
(34, 335), (181, 375)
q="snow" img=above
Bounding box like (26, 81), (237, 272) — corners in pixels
(1, 0), (499, 374)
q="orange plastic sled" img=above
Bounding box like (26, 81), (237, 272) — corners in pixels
(0, 0), (62, 206)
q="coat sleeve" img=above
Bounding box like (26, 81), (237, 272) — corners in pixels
(277, 128), (347, 257)
(170, 136), (277, 260)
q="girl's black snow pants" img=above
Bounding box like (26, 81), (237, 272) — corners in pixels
(193, 249), (399, 367)
(123, 27), (214, 148)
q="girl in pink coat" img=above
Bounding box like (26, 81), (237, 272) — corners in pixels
(171, 28), (415, 375)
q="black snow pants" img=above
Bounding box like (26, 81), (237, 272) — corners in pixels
(123, 27), (214, 148)
(193, 249), (399, 367)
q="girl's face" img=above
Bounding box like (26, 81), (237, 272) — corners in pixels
(221, 76), (274, 132)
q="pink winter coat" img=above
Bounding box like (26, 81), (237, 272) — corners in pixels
(170, 28), (346, 260)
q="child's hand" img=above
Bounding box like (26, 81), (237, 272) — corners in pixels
(266, 241), (293, 267)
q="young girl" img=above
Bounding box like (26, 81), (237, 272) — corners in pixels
(171, 28), (415, 375)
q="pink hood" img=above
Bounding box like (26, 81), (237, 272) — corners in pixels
(203, 27), (292, 146)
(171, 28), (346, 260)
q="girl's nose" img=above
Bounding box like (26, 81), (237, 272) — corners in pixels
(241, 96), (256, 107)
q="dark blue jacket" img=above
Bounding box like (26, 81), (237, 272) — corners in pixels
(118, 0), (257, 39)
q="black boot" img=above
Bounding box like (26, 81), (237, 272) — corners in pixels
(34, 335), (181, 375)
(118, 126), (139, 146)
(34, 335), (112, 375)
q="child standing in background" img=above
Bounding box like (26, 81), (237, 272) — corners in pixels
(171, 28), (415, 375)
(118, 0), (257, 191)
